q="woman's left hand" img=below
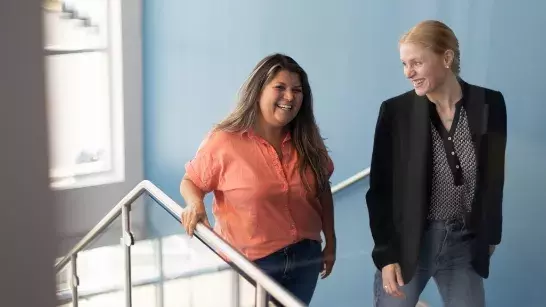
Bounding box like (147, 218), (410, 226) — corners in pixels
(320, 243), (336, 279)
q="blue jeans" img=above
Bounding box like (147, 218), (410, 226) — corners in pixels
(254, 239), (323, 306)
(374, 219), (485, 307)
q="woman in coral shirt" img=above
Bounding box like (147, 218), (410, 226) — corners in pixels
(180, 53), (336, 305)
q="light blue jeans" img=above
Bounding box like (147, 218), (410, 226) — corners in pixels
(374, 219), (485, 307)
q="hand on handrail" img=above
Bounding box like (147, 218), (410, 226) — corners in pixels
(180, 202), (211, 237)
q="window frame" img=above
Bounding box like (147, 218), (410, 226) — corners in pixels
(44, 0), (125, 190)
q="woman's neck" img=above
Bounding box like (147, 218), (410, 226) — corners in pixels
(426, 75), (462, 111)
(253, 123), (285, 146)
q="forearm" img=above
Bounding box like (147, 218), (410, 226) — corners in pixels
(487, 91), (507, 245)
(180, 175), (206, 208)
(366, 101), (397, 268)
(487, 195), (503, 245)
(320, 184), (336, 246)
(366, 191), (397, 267)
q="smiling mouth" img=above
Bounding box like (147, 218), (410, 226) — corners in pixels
(413, 79), (425, 87)
(277, 104), (292, 110)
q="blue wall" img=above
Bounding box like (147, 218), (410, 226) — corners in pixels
(143, 1), (546, 306)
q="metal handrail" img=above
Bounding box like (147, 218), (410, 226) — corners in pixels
(55, 168), (371, 271)
(331, 167), (370, 194)
(55, 180), (305, 307)
(55, 168), (372, 307)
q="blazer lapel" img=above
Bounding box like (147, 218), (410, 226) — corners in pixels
(403, 94), (431, 218)
(407, 94), (431, 159)
(460, 79), (487, 159)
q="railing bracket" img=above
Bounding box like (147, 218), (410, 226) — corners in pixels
(121, 231), (134, 246)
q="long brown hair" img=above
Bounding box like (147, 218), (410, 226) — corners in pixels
(215, 53), (330, 195)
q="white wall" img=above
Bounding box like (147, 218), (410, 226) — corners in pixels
(54, 0), (145, 255)
(0, 1), (57, 306)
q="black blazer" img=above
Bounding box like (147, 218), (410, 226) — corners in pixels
(365, 80), (507, 283)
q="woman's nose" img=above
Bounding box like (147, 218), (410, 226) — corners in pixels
(284, 90), (294, 101)
(405, 68), (415, 79)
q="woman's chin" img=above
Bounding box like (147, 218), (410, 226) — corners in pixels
(413, 86), (429, 96)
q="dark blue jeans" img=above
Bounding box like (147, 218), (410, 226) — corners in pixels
(374, 219), (485, 307)
(254, 239), (323, 306)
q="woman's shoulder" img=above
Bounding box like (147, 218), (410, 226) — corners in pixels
(464, 81), (506, 107)
(379, 90), (417, 114)
(385, 89), (416, 103)
(197, 129), (248, 153)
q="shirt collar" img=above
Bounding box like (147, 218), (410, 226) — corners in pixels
(243, 128), (292, 144)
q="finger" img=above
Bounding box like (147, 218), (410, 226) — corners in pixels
(383, 271), (402, 298)
(395, 265), (405, 287)
(320, 261), (332, 279)
(382, 270), (394, 293)
(320, 262), (326, 278)
(184, 215), (191, 236)
(188, 216), (197, 237)
(321, 271), (329, 279)
(202, 217), (211, 228)
(383, 283), (393, 296)
(387, 272), (404, 298)
(181, 211), (189, 231)
(180, 210), (187, 226)
(393, 266), (406, 298)
(327, 259), (335, 276)
(383, 281), (395, 296)
(385, 276), (396, 296)
(323, 262), (333, 279)
(390, 279), (405, 298)
(382, 284), (388, 295)
(182, 208), (192, 226)
(387, 279), (403, 298)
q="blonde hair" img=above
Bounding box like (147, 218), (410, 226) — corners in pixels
(400, 20), (461, 75)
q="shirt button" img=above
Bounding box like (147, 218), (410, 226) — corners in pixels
(451, 151), (455, 155)
(456, 165), (460, 169)
(448, 137), (452, 141)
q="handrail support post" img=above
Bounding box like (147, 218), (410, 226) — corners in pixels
(70, 254), (79, 307)
(121, 204), (134, 307)
(256, 283), (267, 307)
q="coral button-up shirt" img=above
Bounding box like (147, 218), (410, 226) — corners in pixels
(184, 130), (334, 261)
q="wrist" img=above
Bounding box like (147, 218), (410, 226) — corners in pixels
(325, 235), (337, 247)
(188, 200), (205, 209)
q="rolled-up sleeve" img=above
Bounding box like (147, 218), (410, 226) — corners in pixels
(184, 135), (221, 193)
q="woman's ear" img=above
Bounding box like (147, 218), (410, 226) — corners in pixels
(444, 49), (455, 69)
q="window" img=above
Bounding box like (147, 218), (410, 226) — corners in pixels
(43, 0), (124, 189)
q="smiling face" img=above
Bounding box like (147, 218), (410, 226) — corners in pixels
(400, 42), (453, 96)
(257, 69), (303, 130)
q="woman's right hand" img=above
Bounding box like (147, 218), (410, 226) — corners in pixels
(180, 202), (211, 237)
(381, 263), (405, 298)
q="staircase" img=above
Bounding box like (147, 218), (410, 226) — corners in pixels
(56, 234), (257, 307)
(54, 180), (304, 307)
(43, 0), (105, 53)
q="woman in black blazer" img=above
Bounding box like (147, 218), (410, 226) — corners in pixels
(366, 20), (507, 307)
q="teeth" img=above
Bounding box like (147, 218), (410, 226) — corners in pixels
(277, 104), (292, 110)
(413, 79), (424, 87)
